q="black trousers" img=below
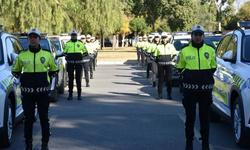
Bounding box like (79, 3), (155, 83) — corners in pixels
(182, 91), (212, 144)
(152, 61), (157, 82)
(67, 64), (82, 94)
(146, 56), (152, 78)
(92, 56), (96, 70)
(158, 65), (172, 94)
(89, 58), (93, 75)
(82, 62), (89, 83)
(137, 51), (145, 69)
(22, 94), (50, 142)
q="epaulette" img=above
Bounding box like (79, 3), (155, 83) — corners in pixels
(41, 49), (51, 53)
(66, 40), (71, 43)
(204, 43), (215, 49)
(181, 44), (190, 50)
(78, 40), (83, 43)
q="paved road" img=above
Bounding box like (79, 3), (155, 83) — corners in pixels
(2, 65), (248, 150)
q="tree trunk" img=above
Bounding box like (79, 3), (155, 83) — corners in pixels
(101, 32), (103, 50)
(112, 34), (116, 50)
(116, 34), (119, 48)
(122, 33), (125, 47)
(103, 37), (105, 49)
(218, 8), (221, 31)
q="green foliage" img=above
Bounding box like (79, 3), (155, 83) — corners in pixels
(129, 16), (148, 35)
(167, 0), (198, 31)
(237, 1), (250, 21)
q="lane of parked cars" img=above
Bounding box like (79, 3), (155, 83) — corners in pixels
(1, 22), (250, 148)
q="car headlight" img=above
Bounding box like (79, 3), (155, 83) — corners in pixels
(247, 78), (250, 89)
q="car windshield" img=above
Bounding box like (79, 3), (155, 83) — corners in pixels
(204, 36), (222, 49)
(172, 39), (190, 51)
(0, 40), (3, 64)
(242, 36), (250, 62)
(51, 39), (61, 51)
(18, 38), (50, 51)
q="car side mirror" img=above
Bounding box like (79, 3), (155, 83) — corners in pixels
(56, 50), (64, 58)
(10, 53), (18, 66)
(222, 50), (236, 63)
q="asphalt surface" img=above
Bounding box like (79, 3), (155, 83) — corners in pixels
(2, 64), (249, 150)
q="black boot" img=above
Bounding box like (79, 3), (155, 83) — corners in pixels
(202, 142), (210, 150)
(25, 139), (32, 150)
(90, 74), (93, 79)
(157, 92), (162, 100)
(77, 91), (82, 100)
(152, 82), (156, 87)
(67, 92), (73, 100)
(167, 93), (172, 100)
(185, 141), (193, 150)
(86, 80), (90, 87)
(41, 141), (49, 150)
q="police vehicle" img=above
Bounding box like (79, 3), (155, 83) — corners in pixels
(170, 32), (191, 86)
(48, 35), (67, 93)
(0, 25), (38, 148)
(12, 33), (65, 102)
(211, 22), (250, 148)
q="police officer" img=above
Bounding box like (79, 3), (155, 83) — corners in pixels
(64, 30), (88, 100)
(135, 36), (144, 68)
(80, 35), (91, 87)
(176, 25), (217, 150)
(91, 37), (98, 71)
(12, 29), (58, 150)
(144, 35), (154, 78)
(85, 35), (95, 79)
(154, 32), (177, 100)
(149, 34), (161, 87)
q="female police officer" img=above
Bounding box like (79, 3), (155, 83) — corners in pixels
(154, 32), (177, 99)
(64, 30), (88, 100)
(12, 29), (58, 150)
(176, 25), (217, 150)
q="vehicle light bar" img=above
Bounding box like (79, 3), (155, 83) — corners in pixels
(237, 21), (250, 28)
(60, 33), (69, 36)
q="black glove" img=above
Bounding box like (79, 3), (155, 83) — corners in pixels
(49, 71), (58, 79)
(82, 52), (88, 57)
(12, 72), (20, 79)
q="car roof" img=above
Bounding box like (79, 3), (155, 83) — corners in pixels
(172, 35), (191, 39)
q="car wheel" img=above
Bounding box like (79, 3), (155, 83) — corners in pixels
(233, 97), (250, 147)
(58, 70), (65, 94)
(0, 98), (13, 148)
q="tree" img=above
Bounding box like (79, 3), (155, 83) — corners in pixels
(201, 0), (235, 31)
(166, 0), (198, 31)
(237, 1), (250, 21)
(129, 16), (148, 40)
(127, 0), (165, 32)
(120, 15), (132, 47)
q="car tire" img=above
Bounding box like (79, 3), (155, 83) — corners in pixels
(58, 70), (65, 94)
(210, 109), (221, 122)
(233, 97), (250, 148)
(0, 98), (13, 148)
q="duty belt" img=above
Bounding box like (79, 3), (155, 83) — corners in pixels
(158, 62), (174, 65)
(20, 86), (51, 93)
(182, 83), (214, 90)
(67, 60), (85, 64)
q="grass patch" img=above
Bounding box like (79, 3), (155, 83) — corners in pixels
(97, 47), (137, 59)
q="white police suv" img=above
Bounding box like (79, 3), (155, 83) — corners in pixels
(211, 22), (250, 148)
